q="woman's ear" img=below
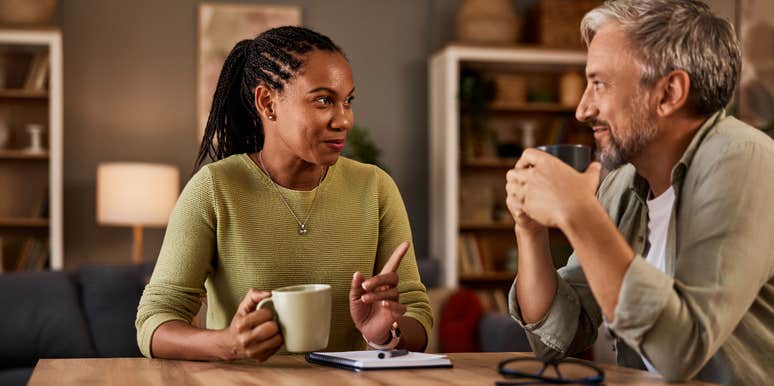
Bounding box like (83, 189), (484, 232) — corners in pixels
(254, 84), (276, 121)
(655, 70), (691, 117)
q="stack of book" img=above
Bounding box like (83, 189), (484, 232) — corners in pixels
(457, 233), (491, 275)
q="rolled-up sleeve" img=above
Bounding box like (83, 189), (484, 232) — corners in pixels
(509, 253), (603, 360)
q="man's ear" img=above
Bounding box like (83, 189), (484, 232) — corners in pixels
(655, 70), (691, 117)
(254, 84), (276, 121)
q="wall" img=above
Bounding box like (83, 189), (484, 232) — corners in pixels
(61, 0), (452, 267)
(60, 0), (735, 268)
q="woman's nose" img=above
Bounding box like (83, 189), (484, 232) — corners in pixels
(331, 105), (353, 131)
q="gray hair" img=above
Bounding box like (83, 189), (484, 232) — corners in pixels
(581, 0), (740, 117)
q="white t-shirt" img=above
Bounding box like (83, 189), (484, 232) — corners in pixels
(641, 186), (676, 374)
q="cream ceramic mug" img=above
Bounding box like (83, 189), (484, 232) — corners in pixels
(256, 284), (332, 352)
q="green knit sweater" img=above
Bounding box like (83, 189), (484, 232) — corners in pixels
(135, 154), (432, 358)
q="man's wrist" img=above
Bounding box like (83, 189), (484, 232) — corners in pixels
(559, 197), (601, 236)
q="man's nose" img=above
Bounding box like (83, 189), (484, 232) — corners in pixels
(575, 89), (598, 122)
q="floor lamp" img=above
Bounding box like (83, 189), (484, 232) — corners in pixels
(97, 163), (179, 265)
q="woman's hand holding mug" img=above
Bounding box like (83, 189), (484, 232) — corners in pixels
(222, 288), (283, 361)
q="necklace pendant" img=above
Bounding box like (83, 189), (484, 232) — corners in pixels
(298, 224), (307, 235)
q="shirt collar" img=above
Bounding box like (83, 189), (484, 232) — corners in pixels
(628, 109), (726, 200)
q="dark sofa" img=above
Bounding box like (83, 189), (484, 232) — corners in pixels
(0, 263), (153, 386)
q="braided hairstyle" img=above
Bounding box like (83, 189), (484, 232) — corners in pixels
(194, 26), (344, 171)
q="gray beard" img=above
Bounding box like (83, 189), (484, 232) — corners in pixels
(595, 93), (658, 170)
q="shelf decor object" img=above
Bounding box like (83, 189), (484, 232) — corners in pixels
(96, 163), (180, 265)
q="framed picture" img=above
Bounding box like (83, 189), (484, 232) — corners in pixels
(197, 3), (301, 140)
(737, 0), (774, 130)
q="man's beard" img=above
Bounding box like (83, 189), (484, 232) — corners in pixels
(595, 89), (658, 170)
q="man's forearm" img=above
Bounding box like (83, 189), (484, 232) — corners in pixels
(560, 199), (635, 321)
(514, 227), (557, 324)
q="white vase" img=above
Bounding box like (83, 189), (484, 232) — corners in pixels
(26, 123), (45, 153)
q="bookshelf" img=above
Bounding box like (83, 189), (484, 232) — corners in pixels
(0, 28), (63, 272)
(429, 45), (590, 303)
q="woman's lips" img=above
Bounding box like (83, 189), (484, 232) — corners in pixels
(325, 140), (345, 151)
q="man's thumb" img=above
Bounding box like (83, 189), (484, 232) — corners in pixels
(584, 162), (602, 187)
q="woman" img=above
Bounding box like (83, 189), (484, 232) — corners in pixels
(135, 26), (431, 361)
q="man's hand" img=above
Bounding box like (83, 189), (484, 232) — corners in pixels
(508, 148), (601, 230)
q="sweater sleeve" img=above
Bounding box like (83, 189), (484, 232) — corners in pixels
(373, 168), (433, 342)
(135, 166), (217, 358)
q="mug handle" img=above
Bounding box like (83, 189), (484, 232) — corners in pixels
(256, 297), (273, 312)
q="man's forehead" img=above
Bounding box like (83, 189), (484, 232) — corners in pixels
(586, 23), (637, 76)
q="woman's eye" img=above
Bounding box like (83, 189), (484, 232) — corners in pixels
(344, 96), (355, 105)
(315, 96), (332, 105)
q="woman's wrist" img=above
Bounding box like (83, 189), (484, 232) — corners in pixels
(214, 328), (239, 360)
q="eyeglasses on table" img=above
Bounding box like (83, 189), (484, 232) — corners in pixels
(495, 356), (605, 385)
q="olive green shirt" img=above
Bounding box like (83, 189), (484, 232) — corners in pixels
(509, 111), (774, 384)
(136, 155), (432, 358)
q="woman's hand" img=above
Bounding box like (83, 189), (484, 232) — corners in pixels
(350, 241), (410, 345)
(220, 288), (283, 361)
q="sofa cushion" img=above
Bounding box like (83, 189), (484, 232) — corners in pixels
(0, 271), (95, 367)
(0, 367), (34, 386)
(78, 264), (150, 357)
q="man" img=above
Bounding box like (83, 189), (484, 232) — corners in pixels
(505, 0), (773, 384)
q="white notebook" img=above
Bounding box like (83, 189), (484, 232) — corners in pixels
(306, 350), (453, 371)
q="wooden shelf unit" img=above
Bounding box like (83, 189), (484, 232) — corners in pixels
(0, 218), (49, 228)
(0, 28), (63, 272)
(0, 88), (48, 99)
(429, 44), (589, 290)
(0, 150), (49, 160)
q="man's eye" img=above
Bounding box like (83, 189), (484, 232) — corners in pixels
(344, 96), (355, 105)
(315, 96), (332, 105)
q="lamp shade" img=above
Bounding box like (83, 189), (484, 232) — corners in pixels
(97, 163), (180, 228)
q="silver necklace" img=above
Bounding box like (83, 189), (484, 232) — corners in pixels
(258, 151), (325, 235)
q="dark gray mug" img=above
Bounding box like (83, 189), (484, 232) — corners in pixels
(536, 144), (591, 172)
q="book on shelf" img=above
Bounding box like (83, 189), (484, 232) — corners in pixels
(24, 52), (50, 91)
(458, 233), (487, 274)
(458, 235), (471, 274)
(36, 194), (50, 218)
(14, 238), (49, 271)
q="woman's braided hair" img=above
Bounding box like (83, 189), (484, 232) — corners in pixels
(194, 26), (343, 171)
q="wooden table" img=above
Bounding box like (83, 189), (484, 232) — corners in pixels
(28, 352), (717, 386)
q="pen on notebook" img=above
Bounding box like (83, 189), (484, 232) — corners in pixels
(378, 349), (409, 359)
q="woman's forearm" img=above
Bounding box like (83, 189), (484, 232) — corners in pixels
(395, 316), (428, 352)
(151, 320), (234, 361)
